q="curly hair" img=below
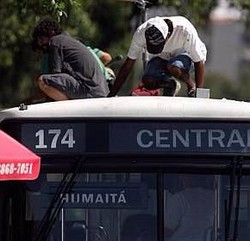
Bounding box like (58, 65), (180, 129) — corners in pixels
(32, 18), (62, 39)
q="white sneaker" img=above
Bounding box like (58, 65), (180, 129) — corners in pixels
(161, 77), (181, 96)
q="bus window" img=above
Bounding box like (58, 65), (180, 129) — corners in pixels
(221, 175), (250, 241)
(163, 174), (250, 241)
(24, 172), (157, 241)
(164, 174), (215, 241)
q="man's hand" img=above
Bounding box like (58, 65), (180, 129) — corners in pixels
(107, 57), (136, 98)
(187, 87), (196, 97)
(107, 92), (113, 97)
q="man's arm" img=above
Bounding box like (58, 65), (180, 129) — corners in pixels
(108, 57), (136, 97)
(48, 45), (63, 73)
(194, 61), (205, 88)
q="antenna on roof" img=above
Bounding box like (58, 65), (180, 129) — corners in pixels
(116, 0), (151, 68)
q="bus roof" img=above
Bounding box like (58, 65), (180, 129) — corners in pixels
(1, 96), (250, 121)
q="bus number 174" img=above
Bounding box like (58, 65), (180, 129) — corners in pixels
(35, 129), (76, 149)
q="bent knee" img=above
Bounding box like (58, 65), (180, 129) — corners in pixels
(167, 64), (189, 80)
(167, 64), (181, 76)
(37, 75), (48, 90)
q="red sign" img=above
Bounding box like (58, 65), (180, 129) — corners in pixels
(0, 130), (40, 180)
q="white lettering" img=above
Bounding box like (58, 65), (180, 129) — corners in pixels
(208, 129), (225, 147)
(61, 193), (69, 203)
(137, 130), (153, 148)
(190, 129), (206, 147)
(71, 193), (80, 203)
(227, 129), (245, 147)
(136, 128), (250, 151)
(62, 192), (127, 205)
(96, 194), (104, 203)
(82, 194), (94, 203)
(118, 192), (126, 203)
(156, 130), (170, 147)
(110, 193), (117, 203)
(173, 130), (189, 147)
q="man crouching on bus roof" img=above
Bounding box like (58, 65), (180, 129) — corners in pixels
(108, 16), (207, 97)
(23, 18), (109, 104)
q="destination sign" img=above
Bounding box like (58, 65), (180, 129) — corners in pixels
(43, 183), (148, 209)
(109, 122), (250, 153)
(20, 122), (250, 155)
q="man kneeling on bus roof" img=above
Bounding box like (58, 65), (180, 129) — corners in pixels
(108, 16), (207, 97)
(24, 18), (109, 104)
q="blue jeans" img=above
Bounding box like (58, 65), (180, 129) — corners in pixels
(142, 54), (194, 89)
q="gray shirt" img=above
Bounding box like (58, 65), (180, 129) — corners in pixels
(48, 34), (109, 97)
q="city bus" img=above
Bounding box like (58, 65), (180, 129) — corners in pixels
(1, 96), (250, 241)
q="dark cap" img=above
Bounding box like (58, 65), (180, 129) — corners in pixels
(144, 17), (169, 54)
(145, 25), (166, 54)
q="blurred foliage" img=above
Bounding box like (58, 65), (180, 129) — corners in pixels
(160, 0), (215, 25)
(0, 0), (250, 107)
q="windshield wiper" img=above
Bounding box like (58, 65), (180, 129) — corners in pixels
(225, 156), (243, 241)
(33, 157), (85, 241)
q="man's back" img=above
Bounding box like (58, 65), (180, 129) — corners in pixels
(49, 34), (109, 97)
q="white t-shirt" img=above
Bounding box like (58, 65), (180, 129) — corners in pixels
(127, 16), (207, 62)
(165, 188), (214, 241)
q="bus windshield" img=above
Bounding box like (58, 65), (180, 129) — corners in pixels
(1, 169), (250, 241)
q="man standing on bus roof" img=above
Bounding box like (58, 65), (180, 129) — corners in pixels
(26, 18), (109, 103)
(108, 16), (207, 97)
